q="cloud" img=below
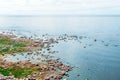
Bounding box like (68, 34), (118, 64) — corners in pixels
(0, 0), (120, 15)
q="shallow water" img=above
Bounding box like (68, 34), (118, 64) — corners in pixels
(0, 16), (120, 80)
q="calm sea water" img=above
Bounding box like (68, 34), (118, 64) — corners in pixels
(0, 16), (120, 80)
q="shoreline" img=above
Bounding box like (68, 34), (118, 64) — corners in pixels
(0, 30), (120, 80)
(0, 31), (72, 80)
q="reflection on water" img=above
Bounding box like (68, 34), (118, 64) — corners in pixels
(0, 16), (120, 80)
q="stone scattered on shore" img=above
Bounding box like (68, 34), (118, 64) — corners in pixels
(0, 32), (72, 80)
(1, 31), (119, 80)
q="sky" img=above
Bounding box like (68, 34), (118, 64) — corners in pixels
(0, 0), (120, 15)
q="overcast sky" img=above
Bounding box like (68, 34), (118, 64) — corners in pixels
(0, 0), (120, 15)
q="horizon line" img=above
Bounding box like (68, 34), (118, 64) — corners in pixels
(0, 15), (120, 17)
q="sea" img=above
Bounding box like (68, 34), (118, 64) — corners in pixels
(0, 15), (120, 80)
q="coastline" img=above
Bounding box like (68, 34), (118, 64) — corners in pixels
(0, 31), (72, 80)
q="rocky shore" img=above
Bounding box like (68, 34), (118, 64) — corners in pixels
(0, 31), (72, 80)
(1, 31), (118, 80)
(0, 58), (72, 80)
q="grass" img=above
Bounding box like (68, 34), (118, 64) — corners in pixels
(0, 36), (27, 54)
(0, 36), (42, 78)
(0, 67), (10, 76)
(0, 66), (42, 78)
(12, 43), (26, 47)
(0, 37), (26, 47)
